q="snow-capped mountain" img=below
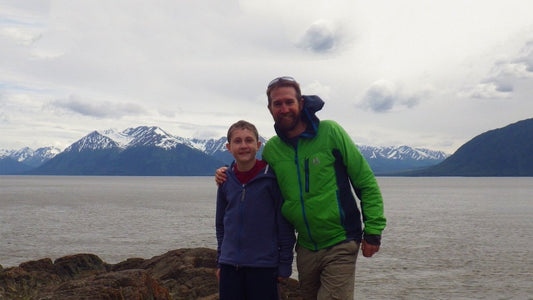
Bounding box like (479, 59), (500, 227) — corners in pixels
(356, 145), (448, 174)
(65, 131), (121, 152)
(0, 146), (61, 167)
(358, 145), (447, 161)
(188, 136), (268, 166)
(63, 126), (234, 156)
(2, 125), (448, 175)
(120, 126), (189, 149)
(189, 137), (227, 155)
(65, 126), (191, 152)
(5, 118), (532, 176)
(29, 126), (228, 176)
(2, 126), (448, 163)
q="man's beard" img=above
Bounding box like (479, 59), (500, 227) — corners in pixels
(275, 112), (301, 133)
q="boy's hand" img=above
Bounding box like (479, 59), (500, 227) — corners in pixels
(215, 166), (228, 185)
(216, 268), (220, 281)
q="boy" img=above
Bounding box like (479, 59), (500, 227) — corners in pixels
(215, 120), (295, 300)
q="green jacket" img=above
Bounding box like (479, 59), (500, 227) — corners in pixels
(262, 95), (386, 251)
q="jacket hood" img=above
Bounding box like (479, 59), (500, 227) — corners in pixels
(274, 95), (325, 141)
(301, 95), (324, 131)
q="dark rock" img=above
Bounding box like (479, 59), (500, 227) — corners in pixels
(111, 257), (146, 272)
(19, 258), (55, 273)
(53, 253), (108, 279)
(0, 248), (302, 299)
(141, 248), (219, 299)
(38, 269), (171, 300)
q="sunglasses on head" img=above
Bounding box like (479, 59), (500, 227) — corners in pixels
(267, 76), (297, 88)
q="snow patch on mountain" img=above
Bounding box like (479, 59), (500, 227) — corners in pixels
(0, 146), (62, 167)
(100, 129), (134, 148)
(190, 137), (227, 155)
(357, 145), (448, 161)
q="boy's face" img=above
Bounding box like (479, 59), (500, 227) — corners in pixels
(226, 128), (261, 165)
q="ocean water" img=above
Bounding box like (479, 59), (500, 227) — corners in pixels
(1, 176), (531, 299)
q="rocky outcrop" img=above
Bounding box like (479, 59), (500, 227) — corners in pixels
(0, 248), (302, 300)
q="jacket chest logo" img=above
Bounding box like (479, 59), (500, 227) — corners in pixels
(311, 157), (320, 165)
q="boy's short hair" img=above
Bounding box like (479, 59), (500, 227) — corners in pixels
(227, 120), (259, 143)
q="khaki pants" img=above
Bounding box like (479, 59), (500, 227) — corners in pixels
(296, 240), (359, 300)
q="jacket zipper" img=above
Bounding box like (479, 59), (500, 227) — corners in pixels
(294, 144), (317, 250)
(305, 158), (310, 193)
(237, 185), (245, 264)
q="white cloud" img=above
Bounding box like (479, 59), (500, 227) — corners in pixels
(464, 39), (533, 99)
(469, 82), (513, 100)
(50, 94), (146, 118)
(359, 80), (424, 113)
(297, 20), (345, 53)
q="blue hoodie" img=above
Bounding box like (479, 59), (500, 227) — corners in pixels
(216, 162), (295, 277)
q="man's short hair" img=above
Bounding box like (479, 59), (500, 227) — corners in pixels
(266, 76), (302, 105)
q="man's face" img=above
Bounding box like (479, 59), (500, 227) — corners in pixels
(268, 86), (305, 137)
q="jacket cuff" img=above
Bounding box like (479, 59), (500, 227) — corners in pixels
(363, 234), (381, 246)
(278, 264), (292, 278)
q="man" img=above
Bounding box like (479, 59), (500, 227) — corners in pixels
(217, 76), (386, 299)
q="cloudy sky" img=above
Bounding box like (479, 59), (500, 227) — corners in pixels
(1, 0), (532, 154)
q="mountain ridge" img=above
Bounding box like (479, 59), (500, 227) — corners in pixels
(402, 118), (533, 176)
(2, 125), (448, 175)
(3, 117), (532, 176)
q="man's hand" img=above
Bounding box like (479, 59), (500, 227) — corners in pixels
(361, 239), (380, 257)
(215, 166), (228, 186)
(216, 268), (220, 281)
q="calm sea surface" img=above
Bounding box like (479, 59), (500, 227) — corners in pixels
(1, 176), (531, 299)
